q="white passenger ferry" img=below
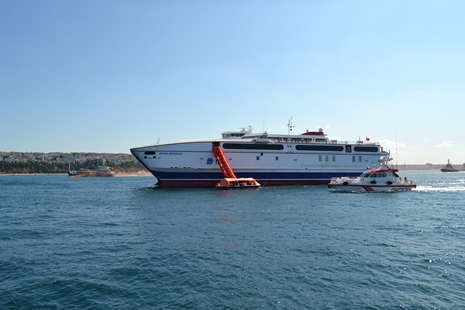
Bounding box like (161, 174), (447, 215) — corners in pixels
(130, 126), (388, 188)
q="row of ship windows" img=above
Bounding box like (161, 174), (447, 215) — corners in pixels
(316, 155), (363, 162)
(268, 138), (327, 143)
(361, 173), (389, 178)
(221, 144), (378, 152)
(145, 155), (367, 162)
(249, 155), (365, 162)
(144, 145), (378, 156)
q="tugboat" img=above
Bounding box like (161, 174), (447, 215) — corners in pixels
(440, 159), (459, 172)
(328, 157), (416, 192)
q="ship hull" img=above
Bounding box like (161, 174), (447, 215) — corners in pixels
(149, 170), (359, 188)
(328, 184), (416, 192)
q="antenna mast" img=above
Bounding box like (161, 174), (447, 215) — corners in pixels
(287, 117), (293, 135)
(396, 128), (399, 169)
(263, 105), (266, 133)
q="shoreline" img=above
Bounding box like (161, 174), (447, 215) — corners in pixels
(0, 173), (68, 176)
(0, 172), (151, 177)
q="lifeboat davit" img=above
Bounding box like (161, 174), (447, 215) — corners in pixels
(213, 145), (261, 188)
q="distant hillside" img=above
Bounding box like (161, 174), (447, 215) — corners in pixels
(0, 160), (148, 174)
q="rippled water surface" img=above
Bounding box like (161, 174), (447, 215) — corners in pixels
(1, 171), (465, 309)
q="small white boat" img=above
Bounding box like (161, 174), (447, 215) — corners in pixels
(328, 157), (416, 192)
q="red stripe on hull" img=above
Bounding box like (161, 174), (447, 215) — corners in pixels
(155, 179), (330, 188)
(362, 185), (374, 191)
(329, 184), (416, 191)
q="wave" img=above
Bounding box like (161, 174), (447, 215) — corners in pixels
(413, 185), (465, 192)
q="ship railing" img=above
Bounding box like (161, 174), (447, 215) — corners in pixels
(329, 140), (380, 145)
(267, 137), (380, 145)
(401, 179), (415, 185)
(330, 176), (351, 183)
(393, 177), (415, 185)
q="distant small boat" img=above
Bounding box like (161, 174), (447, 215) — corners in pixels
(68, 165), (115, 177)
(440, 159), (459, 172)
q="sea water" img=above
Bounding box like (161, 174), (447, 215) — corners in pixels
(1, 171), (465, 309)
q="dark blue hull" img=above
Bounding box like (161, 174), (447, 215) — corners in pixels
(149, 170), (358, 188)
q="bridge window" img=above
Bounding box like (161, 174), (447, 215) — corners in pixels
(354, 146), (378, 152)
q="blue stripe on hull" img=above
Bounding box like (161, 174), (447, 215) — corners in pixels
(148, 170), (359, 187)
(151, 170), (357, 180)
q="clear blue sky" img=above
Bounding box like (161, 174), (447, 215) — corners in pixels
(2, 0), (464, 164)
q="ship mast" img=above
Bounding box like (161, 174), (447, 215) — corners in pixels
(287, 117), (293, 136)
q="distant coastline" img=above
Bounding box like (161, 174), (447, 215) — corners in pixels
(398, 164), (465, 171)
(0, 151), (148, 175)
(1, 151), (135, 165)
(0, 172), (151, 177)
(0, 173), (68, 176)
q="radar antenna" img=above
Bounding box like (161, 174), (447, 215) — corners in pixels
(238, 126), (252, 132)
